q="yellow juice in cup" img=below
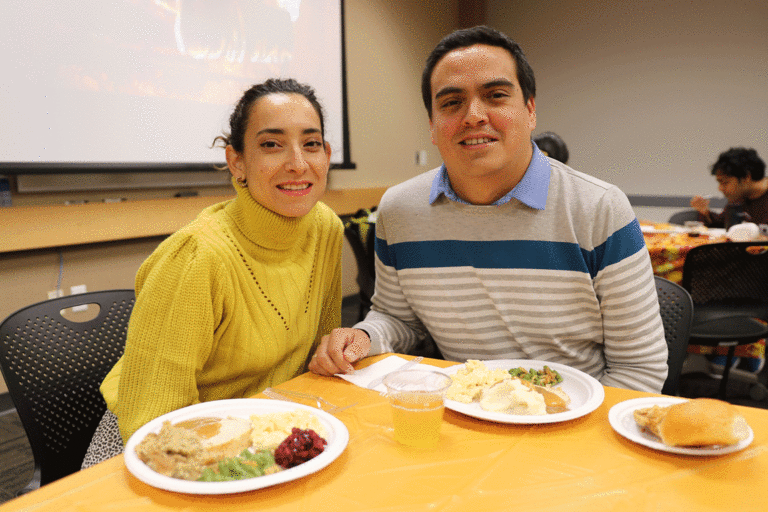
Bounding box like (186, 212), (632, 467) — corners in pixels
(384, 368), (452, 449)
(389, 392), (446, 449)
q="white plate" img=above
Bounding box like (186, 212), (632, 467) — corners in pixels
(438, 359), (605, 424)
(608, 397), (754, 455)
(124, 398), (349, 494)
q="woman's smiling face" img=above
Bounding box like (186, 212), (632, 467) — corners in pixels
(226, 92), (331, 218)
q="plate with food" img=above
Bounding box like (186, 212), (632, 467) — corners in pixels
(608, 397), (753, 455)
(437, 359), (604, 424)
(124, 398), (349, 494)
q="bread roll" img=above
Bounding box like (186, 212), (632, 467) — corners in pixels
(653, 399), (749, 447)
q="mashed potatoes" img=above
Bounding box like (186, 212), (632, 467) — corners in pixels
(250, 410), (327, 449)
(479, 379), (547, 415)
(446, 360), (568, 416)
(446, 359), (512, 403)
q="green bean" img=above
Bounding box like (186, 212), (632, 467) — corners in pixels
(196, 450), (278, 482)
(509, 366), (564, 386)
(198, 468), (218, 482)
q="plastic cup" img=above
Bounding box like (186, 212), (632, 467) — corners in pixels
(383, 369), (452, 449)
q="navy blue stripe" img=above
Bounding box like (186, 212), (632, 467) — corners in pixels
(376, 219), (645, 278)
(586, 219), (646, 276)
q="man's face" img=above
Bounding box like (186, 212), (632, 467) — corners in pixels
(716, 170), (752, 204)
(429, 44), (536, 194)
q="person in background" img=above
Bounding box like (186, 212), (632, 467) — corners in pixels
(691, 147), (768, 229)
(310, 26), (668, 393)
(532, 131), (569, 164)
(82, 78), (345, 467)
(691, 147), (767, 375)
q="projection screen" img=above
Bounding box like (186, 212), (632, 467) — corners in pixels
(1, 0), (352, 173)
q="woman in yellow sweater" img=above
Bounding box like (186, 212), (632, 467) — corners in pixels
(82, 78), (345, 467)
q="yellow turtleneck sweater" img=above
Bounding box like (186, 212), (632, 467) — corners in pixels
(101, 182), (343, 442)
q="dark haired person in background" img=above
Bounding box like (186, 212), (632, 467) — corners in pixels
(691, 147), (768, 229)
(690, 146), (767, 374)
(82, 78), (348, 467)
(533, 131), (569, 164)
(311, 26), (667, 394)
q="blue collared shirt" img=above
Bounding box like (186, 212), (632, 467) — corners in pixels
(428, 142), (551, 210)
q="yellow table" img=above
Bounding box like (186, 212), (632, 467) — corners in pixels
(3, 354), (767, 511)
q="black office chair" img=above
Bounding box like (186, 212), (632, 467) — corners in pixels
(0, 290), (135, 493)
(681, 242), (768, 400)
(668, 209), (701, 225)
(654, 276), (694, 396)
(343, 208), (376, 322)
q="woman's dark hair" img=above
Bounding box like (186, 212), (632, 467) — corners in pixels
(533, 132), (569, 164)
(213, 78), (326, 153)
(711, 147), (766, 181)
(421, 25), (536, 119)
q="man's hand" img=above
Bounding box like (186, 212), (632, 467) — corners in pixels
(309, 328), (371, 376)
(690, 195), (710, 216)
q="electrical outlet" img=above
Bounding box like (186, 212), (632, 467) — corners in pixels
(416, 150), (428, 167)
(70, 284), (88, 312)
(47, 289), (64, 300)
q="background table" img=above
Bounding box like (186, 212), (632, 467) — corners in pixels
(3, 354), (767, 512)
(643, 223), (765, 359)
(642, 225), (727, 284)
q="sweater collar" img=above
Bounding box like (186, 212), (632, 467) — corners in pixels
(225, 177), (315, 250)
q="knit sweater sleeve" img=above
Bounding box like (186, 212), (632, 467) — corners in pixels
(112, 234), (225, 442)
(354, 191), (431, 356)
(592, 187), (668, 393)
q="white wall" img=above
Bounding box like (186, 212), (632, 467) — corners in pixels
(487, 0), (768, 202)
(327, 0), (457, 191)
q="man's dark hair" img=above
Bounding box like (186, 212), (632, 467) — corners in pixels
(421, 25), (536, 119)
(711, 147), (766, 181)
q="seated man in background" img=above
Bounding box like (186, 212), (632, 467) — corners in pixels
(311, 25), (668, 393)
(691, 147), (768, 229)
(690, 147), (767, 374)
(532, 131), (569, 164)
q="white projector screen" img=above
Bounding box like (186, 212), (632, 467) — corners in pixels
(1, 0), (353, 173)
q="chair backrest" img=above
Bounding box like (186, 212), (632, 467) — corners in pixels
(343, 208), (376, 321)
(667, 209), (700, 225)
(681, 242), (768, 320)
(0, 289), (135, 488)
(654, 276), (694, 396)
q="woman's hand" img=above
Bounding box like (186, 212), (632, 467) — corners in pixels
(309, 328), (371, 376)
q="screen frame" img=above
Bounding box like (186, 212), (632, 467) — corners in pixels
(1, 0), (355, 175)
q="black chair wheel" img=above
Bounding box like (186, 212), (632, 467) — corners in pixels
(749, 383), (768, 402)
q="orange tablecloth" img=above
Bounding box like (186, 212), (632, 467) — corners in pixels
(643, 224), (765, 358)
(642, 224), (727, 284)
(3, 354), (768, 512)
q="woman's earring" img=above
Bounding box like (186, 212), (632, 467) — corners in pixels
(236, 176), (248, 187)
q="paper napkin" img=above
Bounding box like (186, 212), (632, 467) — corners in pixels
(335, 355), (437, 393)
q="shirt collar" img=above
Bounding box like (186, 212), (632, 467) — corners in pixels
(429, 142), (550, 209)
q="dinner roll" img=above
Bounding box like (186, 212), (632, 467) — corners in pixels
(657, 399), (750, 447)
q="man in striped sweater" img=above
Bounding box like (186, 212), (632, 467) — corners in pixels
(310, 26), (668, 392)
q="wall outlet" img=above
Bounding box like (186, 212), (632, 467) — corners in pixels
(47, 289), (64, 300)
(70, 284), (88, 312)
(416, 150), (428, 167)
